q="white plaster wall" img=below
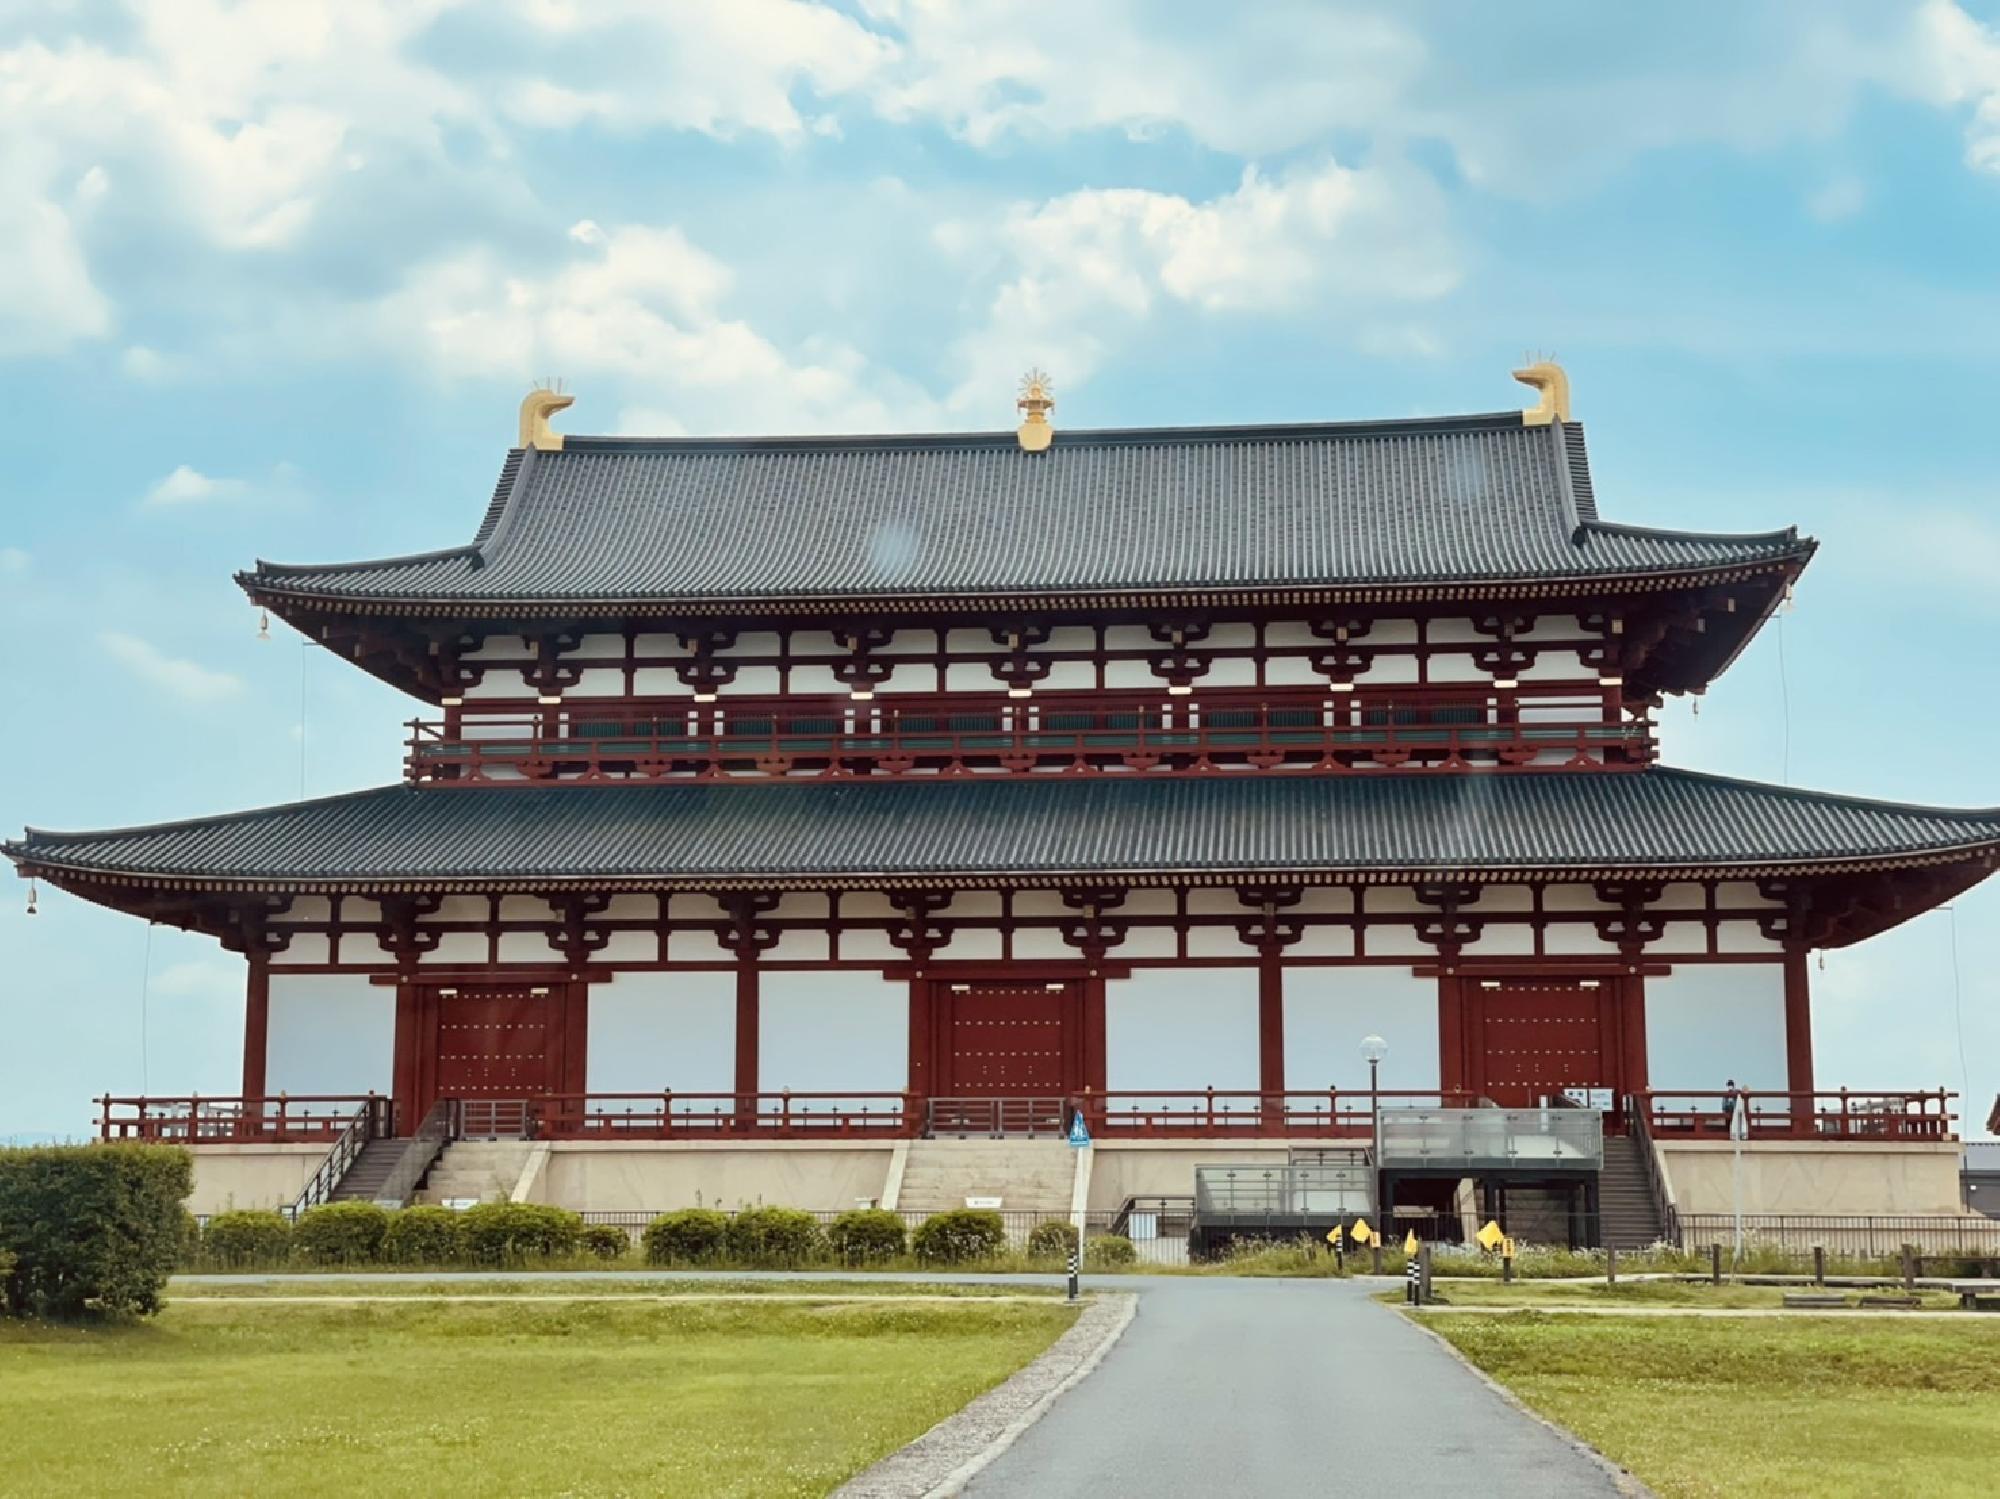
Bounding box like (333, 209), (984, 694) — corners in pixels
(758, 971), (907, 1108)
(585, 972), (735, 1099)
(1105, 969), (1259, 1117)
(266, 974), (395, 1096)
(1645, 964), (1788, 1092)
(1283, 967), (1440, 1093)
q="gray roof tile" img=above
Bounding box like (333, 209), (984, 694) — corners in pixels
(245, 416), (1809, 606)
(12, 770), (1997, 887)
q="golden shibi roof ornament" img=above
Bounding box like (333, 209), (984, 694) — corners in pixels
(1016, 368), (1055, 452)
(519, 378), (575, 451)
(1512, 354), (1571, 426)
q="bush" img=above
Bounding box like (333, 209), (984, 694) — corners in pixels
(828, 1209), (906, 1264)
(1085, 1234), (1137, 1269)
(644, 1208), (729, 1265)
(0, 1145), (193, 1317)
(580, 1223), (630, 1260)
(725, 1206), (825, 1265)
(456, 1202), (583, 1263)
(1026, 1220), (1077, 1261)
(178, 1210), (202, 1269)
(911, 1208), (1006, 1265)
(380, 1206), (464, 1265)
(201, 1209), (293, 1268)
(293, 1202), (390, 1265)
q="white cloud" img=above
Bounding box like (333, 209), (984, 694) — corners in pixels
(378, 222), (939, 433)
(0, 547), (28, 574)
(942, 160), (1460, 407)
(100, 631), (245, 704)
(1903, 0), (2000, 172)
(1806, 175), (1869, 222)
(119, 345), (179, 382)
(142, 464), (250, 507)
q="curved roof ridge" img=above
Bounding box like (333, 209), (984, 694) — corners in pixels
(1648, 763), (2000, 821)
(12, 784), (404, 847)
(1581, 518), (1809, 547)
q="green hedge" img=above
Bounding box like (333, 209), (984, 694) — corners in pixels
(579, 1223), (630, 1260)
(725, 1206), (825, 1265)
(644, 1208), (729, 1264)
(0, 1144), (193, 1318)
(293, 1202), (391, 1265)
(456, 1202), (584, 1263)
(828, 1208), (906, 1264)
(912, 1208), (1006, 1265)
(380, 1206), (463, 1265)
(202, 1210), (292, 1266)
(1086, 1234), (1137, 1268)
(1026, 1220), (1077, 1261)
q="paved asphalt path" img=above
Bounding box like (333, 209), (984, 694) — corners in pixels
(966, 1276), (1625, 1499)
(175, 1269), (1624, 1496)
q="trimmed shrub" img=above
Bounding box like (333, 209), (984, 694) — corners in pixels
(644, 1208), (729, 1265)
(380, 1206), (464, 1265)
(456, 1202), (583, 1263)
(828, 1209), (906, 1264)
(1026, 1220), (1077, 1262)
(725, 1206), (825, 1265)
(580, 1223), (630, 1260)
(1085, 1234), (1137, 1269)
(0, 1145), (193, 1317)
(177, 1210), (202, 1270)
(201, 1209), (293, 1268)
(911, 1208), (1006, 1265)
(293, 1202), (390, 1265)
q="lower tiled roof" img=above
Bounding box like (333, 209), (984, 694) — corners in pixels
(10, 770), (2000, 888)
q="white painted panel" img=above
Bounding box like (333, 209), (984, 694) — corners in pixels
(946, 662), (1003, 691)
(768, 930), (831, 961)
(1263, 622), (1316, 647)
(945, 628), (1003, 654)
(418, 933), (487, 963)
(597, 931), (658, 962)
(1543, 925), (1618, 955)
(1356, 654), (1418, 684)
(1427, 619), (1483, 644)
(1039, 660), (1095, 691)
(838, 931), (903, 961)
(586, 972), (735, 1098)
(1717, 881), (1776, 909)
(1119, 928), (1178, 958)
(759, 971), (906, 1105)
(1295, 889), (1354, 915)
(945, 892), (1003, 918)
(602, 895), (657, 921)
(1202, 658), (1256, 687)
(563, 633), (626, 660)
(1206, 623), (1255, 649)
(1459, 926), (1536, 956)
(1361, 927), (1430, 957)
(880, 630), (936, 656)
(666, 930), (737, 962)
(568, 668), (625, 697)
(1105, 969), (1259, 1110)
(271, 934), (331, 965)
(1102, 660), (1157, 689)
(1186, 926), (1254, 957)
(1715, 920), (1781, 954)
(1517, 615), (1583, 641)
(1645, 964), (1787, 1091)
(718, 631), (780, 657)
(1519, 649), (1584, 682)
(497, 933), (561, 963)
(633, 633), (688, 658)
(1042, 626), (1095, 652)
(1289, 928), (1355, 958)
(941, 929), (1002, 959)
(1648, 924), (1710, 955)
(789, 664), (845, 695)
(1426, 654), (1486, 683)
(723, 665), (782, 694)
(1543, 885), (1612, 911)
(276, 896), (332, 924)
(632, 668), (685, 695)
(463, 634), (526, 661)
(1262, 657), (1324, 686)
(1283, 968), (1440, 1093)
(267, 975), (395, 1096)
(461, 673), (522, 701)
(499, 896), (554, 923)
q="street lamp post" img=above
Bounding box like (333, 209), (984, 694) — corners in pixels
(1361, 1035), (1389, 1153)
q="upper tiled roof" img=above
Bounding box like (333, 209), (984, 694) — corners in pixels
(13, 769), (1996, 888)
(242, 414), (1811, 608)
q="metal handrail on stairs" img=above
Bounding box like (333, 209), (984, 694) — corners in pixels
(371, 1098), (461, 1208)
(1624, 1093), (1680, 1247)
(288, 1097), (389, 1219)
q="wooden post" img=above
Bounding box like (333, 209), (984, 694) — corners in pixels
(1901, 1244), (1916, 1291)
(1606, 1245), (1618, 1285)
(241, 959), (270, 1102)
(733, 963), (759, 1134)
(1813, 1245), (1826, 1286)
(1417, 1243), (1433, 1306)
(1782, 948), (1814, 1101)
(1371, 1243), (1383, 1276)
(1257, 953), (1285, 1105)
(1710, 1243), (1722, 1285)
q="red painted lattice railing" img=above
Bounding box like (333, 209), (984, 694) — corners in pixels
(1077, 1089), (1479, 1137)
(1636, 1089), (1957, 1141)
(530, 1092), (915, 1139)
(407, 687), (1651, 783)
(97, 1094), (390, 1144)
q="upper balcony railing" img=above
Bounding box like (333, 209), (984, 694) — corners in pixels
(408, 687), (1653, 783)
(1636, 1089), (1958, 1142)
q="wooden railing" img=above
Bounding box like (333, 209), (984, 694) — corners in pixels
(1636, 1089), (1958, 1142)
(407, 687), (1651, 783)
(529, 1092), (914, 1139)
(97, 1094), (388, 1144)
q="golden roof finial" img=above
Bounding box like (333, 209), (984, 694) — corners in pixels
(1512, 354), (1571, 426)
(519, 379), (575, 451)
(1016, 368), (1055, 453)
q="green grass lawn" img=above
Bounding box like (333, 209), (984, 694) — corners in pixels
(0, 1296), (1075, 1498)
(1422, 1310), (2000, 1498)
(1402, 1279), (1962, 1310)
(171, 1275), (1061, 1299)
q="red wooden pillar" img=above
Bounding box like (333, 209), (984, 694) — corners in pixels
(241, 958), (270, 1100)
(1619, 974), (1649, 1099)
(1257, 953), (1285, 1104)
(391, 981), (426, 1134)
(1436, 975), (1464, 1099)
(733, 964), (760, 1127)
(906, 977), (932, 1135)
(1783, 948), (1814, 1097)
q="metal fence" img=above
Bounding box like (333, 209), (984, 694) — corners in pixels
(1376, 1107), (1603, 1171)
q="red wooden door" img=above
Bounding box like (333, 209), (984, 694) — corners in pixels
(434, 983), (556, 1102)
(938, 981), (1075, 1096)
(1475, 979), (1614, 1108)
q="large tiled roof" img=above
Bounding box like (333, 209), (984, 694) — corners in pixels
(12, 770), (1997, 889)
(241, 415), (1811, 607)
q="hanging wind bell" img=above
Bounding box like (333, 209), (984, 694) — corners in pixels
(25, 879), (37, 916)
(256, 607), (271, 642)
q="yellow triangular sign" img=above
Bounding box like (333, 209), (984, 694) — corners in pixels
(1404, 1230), (1419, 1256)
(1325, 1223), (1344, 1249)
(1476, 1219), (1505, 1252)
(1351, 1218), (1374, 1246)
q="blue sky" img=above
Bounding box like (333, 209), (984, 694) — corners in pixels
(2, 0), (1998, 1139)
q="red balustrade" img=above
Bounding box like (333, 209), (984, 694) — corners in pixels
(530, 1091), (914, 1139)
(1636, 1089), (1957, 1142)
(97, 1094), (389, 1144)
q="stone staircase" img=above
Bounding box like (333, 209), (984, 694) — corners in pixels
(415, 1139), (537, 1205)
(1599, 1132), (1667, 1250)
(329, 1138), (413, 1203)
(895, 1138), (1077, 1216)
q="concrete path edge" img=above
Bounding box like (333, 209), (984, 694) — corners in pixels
(832, 1292), (1138, 1499)
(1400, 1309), (1658, 1499)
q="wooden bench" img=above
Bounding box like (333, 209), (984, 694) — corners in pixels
(1950, 1280), (2000, 1312)
(1782, 1293), (1846, 1309)
(1857, 1294), (1920, 1308)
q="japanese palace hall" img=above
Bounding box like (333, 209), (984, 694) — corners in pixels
(12, 366), (1998, 1149)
